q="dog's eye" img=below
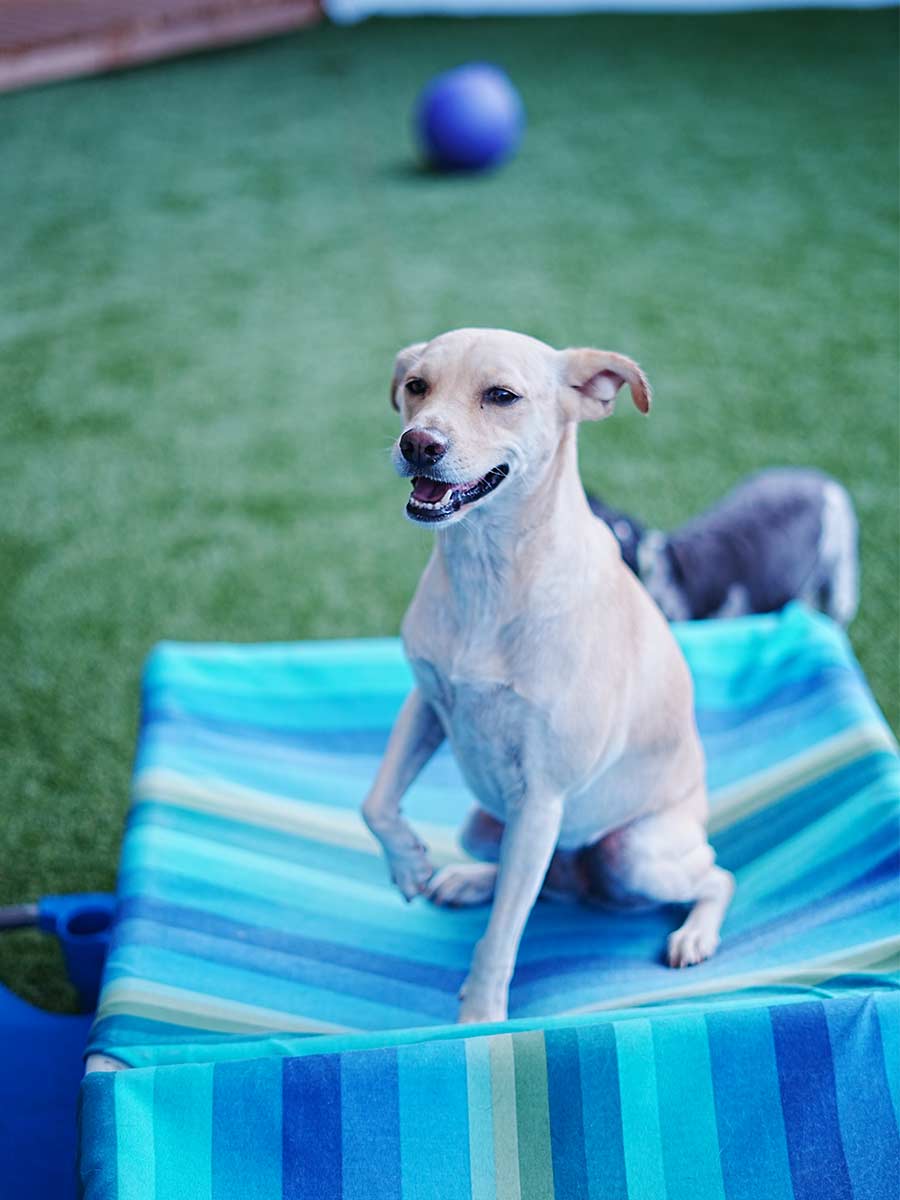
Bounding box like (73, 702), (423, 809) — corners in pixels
(405, 378), (428, 396)
(483, 387), (521, 407)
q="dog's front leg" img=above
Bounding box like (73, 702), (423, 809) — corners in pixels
(458, 795), (563, 1024)
(362, 688), (445, 900)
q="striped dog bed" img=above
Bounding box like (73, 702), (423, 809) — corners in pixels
(79, 603), (900, 1197)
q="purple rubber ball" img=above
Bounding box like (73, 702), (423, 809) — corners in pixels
(416, 63), (525, 172)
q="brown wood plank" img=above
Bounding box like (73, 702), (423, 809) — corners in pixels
(0, 0), (322, 93)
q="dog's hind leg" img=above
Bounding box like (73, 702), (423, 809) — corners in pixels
(665, 864), (735, 967)
(587, 804), (734, 968)
(427, 806), (587, 908)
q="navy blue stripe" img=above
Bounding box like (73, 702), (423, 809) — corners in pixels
(545, 1027), (590, 1200)
(117, 895), (462, 994)
(825, 996), (900, 1200)
(78, 1074), (119, 1200)
(713, 753), (892, 871)
(114, 912), (458, 1017)
(695, 666), (853, 736)
(340, 1047), (402, 1200)
(577, 1020), (628, 1198)
(715, 849), (899, 956)
(706, 1006), (792, 1200)
(283, 1054), (342, 1200)
(771, 1001), (853, 1200)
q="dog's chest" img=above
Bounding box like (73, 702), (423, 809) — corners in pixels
(408, 651), (576, 818)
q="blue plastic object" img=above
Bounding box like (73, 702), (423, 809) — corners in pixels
(416, 62), (524, 172)
(0, 893), (112, 1199)
(37, 893), (115, 1011)
(0, 985), (93, 1200)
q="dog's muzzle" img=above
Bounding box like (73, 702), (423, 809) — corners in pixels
(406, 465), (510, 523)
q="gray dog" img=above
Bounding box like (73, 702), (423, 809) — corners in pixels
(587, 468), (858, 626)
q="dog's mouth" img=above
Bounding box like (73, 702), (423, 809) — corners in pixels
(406, 465), (510, 523)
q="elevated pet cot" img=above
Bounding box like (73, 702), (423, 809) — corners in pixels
(78, 603), (899, 1198)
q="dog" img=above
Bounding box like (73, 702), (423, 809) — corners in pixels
(362, 328), (734, 1024)
(587, 470), (859, 625)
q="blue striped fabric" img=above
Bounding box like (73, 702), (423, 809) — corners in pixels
(86, 604), (898, 1069)
(79, 993), (900, 1198)
(78, 604), (900, 1198)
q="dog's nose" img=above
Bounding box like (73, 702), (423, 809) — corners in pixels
(400, 428), (448, 468)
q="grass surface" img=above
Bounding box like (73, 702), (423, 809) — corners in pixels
(1, 11), (897, 1010)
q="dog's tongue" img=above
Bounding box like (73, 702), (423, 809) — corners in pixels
(412, 477), (450, 503)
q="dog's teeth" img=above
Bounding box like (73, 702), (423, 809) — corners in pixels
(409, 493), (452, 512)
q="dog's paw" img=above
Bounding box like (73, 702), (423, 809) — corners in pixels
(666, 923), (719, 968)
(425, 863), (497, 908)
(389, 847), (435, 901)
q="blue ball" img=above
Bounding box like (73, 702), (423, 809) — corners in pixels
(416, 63), (524, 172)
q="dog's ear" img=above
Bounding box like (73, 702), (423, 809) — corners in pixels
(390, 342), (428, 411)
(561, 349), (651, 421)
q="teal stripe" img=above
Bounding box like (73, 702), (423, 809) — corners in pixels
(875, 992), (900, 1124)
(398, 1039), (471, 1200)
(115, 1068), (156, 1200)
(153, 1063), (214, 1200)
(212, 1057), (282, 1200)
(614, 1020), (667, 1200)
(652, 1015), (725, 1200)
(465, 1036), (498, 1200)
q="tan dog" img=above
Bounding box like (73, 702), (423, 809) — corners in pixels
(363, 328), (734, 1024)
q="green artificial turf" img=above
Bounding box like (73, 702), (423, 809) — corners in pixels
(1, 11), (897, 1010)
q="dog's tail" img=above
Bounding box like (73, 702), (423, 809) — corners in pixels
(818, 482), (859, 627)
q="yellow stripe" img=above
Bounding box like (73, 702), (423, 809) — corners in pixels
(709, 724), (897, 834)
(137, 724), (896, 862)
(97, 977), (352, 1035)
(489, 1034), (522, 1200)
(133, 766), (467, 865)
(559, 934), (900, 1017)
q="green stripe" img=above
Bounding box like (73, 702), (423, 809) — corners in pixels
(563, 934), (900, 1017)
(512, 1031), (555, 1200)
(115, 1068), (156, 1200)
(97, 978), (351, 1035)
(490, 1035), (522, 1200)
(466, 1036), (498, 1200)
(615, 1020), (667, 1200)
